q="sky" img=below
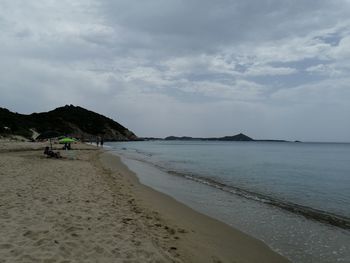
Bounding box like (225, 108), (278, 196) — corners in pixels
(1, 0), (350, 141)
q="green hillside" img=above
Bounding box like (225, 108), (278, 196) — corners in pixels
(0, 105), (137, 141)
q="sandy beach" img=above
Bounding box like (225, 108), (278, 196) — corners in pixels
(0, 141), (289, 263)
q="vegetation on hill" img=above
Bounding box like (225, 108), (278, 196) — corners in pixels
(0, 105), (137, 141)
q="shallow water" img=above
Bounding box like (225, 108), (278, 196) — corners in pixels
(106, 141), (350, 263)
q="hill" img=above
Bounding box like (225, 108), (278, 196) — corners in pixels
(162, 134), (289, 142)
(164, 133), (254, 141)
(0, 105), (137, 141)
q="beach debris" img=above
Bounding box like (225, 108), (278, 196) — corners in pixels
(122, 217), (133, 224)
(177, 228), (187, 233)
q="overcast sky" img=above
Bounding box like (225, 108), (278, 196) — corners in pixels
(1, 0), (350, 141)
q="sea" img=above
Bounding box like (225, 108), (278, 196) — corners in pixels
(105, 140), (350, 263)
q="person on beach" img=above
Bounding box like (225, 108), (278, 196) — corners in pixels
(100, 138), (104, 147)
(96, 137), (99, 146)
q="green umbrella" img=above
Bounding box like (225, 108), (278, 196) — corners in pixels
(59, 137), (77, 144)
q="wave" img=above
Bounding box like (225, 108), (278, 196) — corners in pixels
(166, 170), (350, 230)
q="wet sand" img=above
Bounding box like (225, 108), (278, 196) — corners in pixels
(0, 141), (289, 262)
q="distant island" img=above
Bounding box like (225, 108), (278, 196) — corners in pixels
(0, 105), (137, 141)
(164, 133), (254, 141)
(143, 133), (290, 142)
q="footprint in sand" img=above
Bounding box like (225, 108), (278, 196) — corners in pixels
(0, 243), (13, 249)
(65, 226), (83, 234)
(93, 245), (105, 254)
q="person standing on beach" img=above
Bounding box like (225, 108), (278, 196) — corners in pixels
(96, 137), (99, 146)
(100, 138), (104, 147)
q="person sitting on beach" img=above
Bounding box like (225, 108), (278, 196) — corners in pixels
(44, 146), (61, 158)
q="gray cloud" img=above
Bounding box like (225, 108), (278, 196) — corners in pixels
(1, 0), (350, 141)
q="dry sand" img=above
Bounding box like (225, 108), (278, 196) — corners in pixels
(0, 141), (290, 263)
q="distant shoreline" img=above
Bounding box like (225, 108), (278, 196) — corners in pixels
(141, 132), (293, 142)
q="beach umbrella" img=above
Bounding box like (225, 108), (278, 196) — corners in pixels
(36, 130), (61, 149)
(58, 137), (77, 144)
(36, 130), (61, 140)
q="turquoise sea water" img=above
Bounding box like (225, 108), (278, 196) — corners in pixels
(106, 140), (350, 263)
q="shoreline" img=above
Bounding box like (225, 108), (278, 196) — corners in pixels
(105, 140), (350, 263)
(0, 141), (289, 262)
(100, 151), (290, 262)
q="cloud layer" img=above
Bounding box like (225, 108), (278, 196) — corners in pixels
(1, 0), (350, 141)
